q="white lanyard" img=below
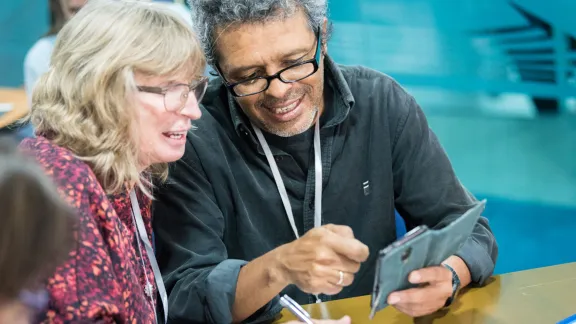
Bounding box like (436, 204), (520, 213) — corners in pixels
(252, 121), (322, 238)
(130, 190), (168, 323)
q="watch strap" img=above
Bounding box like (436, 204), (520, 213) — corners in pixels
(442, 263), (460, 307)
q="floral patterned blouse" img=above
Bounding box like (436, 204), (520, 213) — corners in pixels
(20, 136), (157, 323)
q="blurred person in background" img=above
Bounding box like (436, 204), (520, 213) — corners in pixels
(10, 0), (87, 142)
(0, 136), (75, 324)
(19, 0), (207, 322)
(24, 0), (87, 104)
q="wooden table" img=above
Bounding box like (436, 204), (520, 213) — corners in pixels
(276, 263), (576, 324)
(0, 88), (27, 111)
(0, 87), (30, 130)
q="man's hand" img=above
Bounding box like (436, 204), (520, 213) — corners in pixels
(387, 266), (453, 317)
(274, 224), (369, 296)
(387, 256), (472, 317)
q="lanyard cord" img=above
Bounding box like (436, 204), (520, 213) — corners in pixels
(130, 190), (169, 323)
(252, 120), (323, 303)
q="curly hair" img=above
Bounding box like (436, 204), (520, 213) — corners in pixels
(30, 0), (206, 196)
(188, 0), (331, 66)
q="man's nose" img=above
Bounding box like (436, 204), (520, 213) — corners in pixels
(264, 78), (292, 99)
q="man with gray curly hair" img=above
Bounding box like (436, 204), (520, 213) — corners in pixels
(154, 0), (498, 323)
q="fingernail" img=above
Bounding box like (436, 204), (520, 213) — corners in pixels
(409, 272), (420, 283)
(388, 294), (400, 304)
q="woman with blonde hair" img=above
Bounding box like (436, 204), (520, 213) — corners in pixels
(20, 0), (207, 322)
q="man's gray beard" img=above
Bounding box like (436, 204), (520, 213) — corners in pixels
(262, 106), (319, 137)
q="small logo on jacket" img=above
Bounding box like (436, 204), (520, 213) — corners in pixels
(363, 181), (371, 196)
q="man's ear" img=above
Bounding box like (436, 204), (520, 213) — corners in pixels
(321, 18), (328, 53)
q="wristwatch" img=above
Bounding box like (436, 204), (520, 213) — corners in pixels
(442, 264), (461, 307)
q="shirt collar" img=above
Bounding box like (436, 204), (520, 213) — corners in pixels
(227, 54), (355, 139)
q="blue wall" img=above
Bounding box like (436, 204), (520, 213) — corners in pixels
(0, 0), (48, 87)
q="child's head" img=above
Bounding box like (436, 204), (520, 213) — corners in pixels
(0, 137), (75, 323)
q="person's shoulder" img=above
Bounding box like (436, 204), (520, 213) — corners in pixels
(25, 36), (56, 59)
(19, 137), (101, 204)
(334, 63), (419, 133)
(338, 64), (410, 101)
(24, 36), (56, 69)
(339, 64), (390, 80)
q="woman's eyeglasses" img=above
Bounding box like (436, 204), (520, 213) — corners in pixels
(137, 77), (209, 112)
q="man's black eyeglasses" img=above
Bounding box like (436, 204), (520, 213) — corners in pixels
(216, 28), (322, 98)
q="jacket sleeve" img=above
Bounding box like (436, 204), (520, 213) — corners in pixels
(153, 141), (281, 324)
(389, 86), (498, 285)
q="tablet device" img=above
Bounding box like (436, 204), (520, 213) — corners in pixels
(369, 200), (487, 318)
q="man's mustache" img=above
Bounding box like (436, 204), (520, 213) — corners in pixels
(258, 88), (308, 107)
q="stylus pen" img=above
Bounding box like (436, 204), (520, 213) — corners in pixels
(279, 294), (314, 324)
(369, 288), (383, 320)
